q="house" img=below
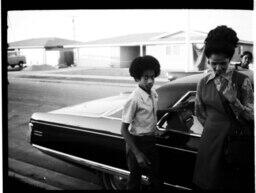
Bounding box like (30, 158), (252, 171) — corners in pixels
(8, 38), (84, 67)
(65, 31), (253, 72)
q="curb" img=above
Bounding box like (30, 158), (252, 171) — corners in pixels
(8, 158), (103, 190)
(8, 171), (61, 190)
(8, 74), (170, 85)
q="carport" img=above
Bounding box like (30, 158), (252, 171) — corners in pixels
(8, 37), (84, 66)
(64, 31), (253, 71)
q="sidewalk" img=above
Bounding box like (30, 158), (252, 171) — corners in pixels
(8, 66), (170, 85)
(9, 158), (102, 190)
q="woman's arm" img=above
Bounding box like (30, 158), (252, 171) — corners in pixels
(195, 80), (207, 126)
(230, 77), (254, 120)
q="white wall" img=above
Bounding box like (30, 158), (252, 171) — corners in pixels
(147, 44), (189, 71)
(146, 45), (166, 69)
(76, 47), (120, 68)
(20, 48), (45, 66)
(45, 50), (60, 66)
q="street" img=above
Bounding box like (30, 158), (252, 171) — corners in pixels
(7, 77), (136, 189)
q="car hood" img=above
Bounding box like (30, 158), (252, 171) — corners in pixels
(49, 92), (131, 118)
(31, 93), (132, 135)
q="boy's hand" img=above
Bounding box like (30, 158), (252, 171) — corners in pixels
(136, 152), (151, 168)
(154, 129), (165, 137)
(154, 129), (169, 139)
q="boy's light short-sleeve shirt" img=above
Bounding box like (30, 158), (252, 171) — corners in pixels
(122, 86), (158, 136)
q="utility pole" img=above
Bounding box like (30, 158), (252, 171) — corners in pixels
(185, 9), (191, 72)
(72, 16), (79, 65)
(72, 16), (76, 41)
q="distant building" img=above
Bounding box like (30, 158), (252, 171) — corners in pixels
(8, 37), (83, 67)
(65, 31), (253, 71)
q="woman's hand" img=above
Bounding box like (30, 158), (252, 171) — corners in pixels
(222, 80), (237, 103)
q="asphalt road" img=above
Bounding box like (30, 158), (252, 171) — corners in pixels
(7, 77), (136, 190)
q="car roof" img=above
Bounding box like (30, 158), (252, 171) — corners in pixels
(156, 69), (254, 109)
(156, 73), (205, 109)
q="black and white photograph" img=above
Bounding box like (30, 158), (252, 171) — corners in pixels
(6, 8), (254, 192)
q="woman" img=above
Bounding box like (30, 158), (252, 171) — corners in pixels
(193, 25), (254, 192)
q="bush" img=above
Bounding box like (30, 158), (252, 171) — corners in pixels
(26, 64), (57, 71)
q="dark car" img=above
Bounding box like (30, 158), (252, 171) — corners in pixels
(28, 71), (253, 190)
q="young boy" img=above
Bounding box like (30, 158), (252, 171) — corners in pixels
(121, 55), (164, 190)
(235, 51), (253, 70)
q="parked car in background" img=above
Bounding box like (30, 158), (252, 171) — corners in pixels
(28, 70), (253, 190)
(8, 50), (26, 68)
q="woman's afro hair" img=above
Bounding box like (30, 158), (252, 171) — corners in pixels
(129, 55), (161, 80)
(204, 25), (239, 59)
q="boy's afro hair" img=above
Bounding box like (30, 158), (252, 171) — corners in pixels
(241, 51), (253, 61)
(129, 55), (161, 80)
(204, 25), (239, 59)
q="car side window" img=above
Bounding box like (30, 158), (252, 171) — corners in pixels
(8, 52), (18, 57)
(165, 102), (194, 133)
(158, 91), (203, 136)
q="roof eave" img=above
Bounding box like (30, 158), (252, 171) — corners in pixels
(238, 40), (253, 44)
(8, 46), (45, 49)
(64, 40), (207, 48)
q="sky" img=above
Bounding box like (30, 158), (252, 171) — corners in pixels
(7, 9), (254, 43)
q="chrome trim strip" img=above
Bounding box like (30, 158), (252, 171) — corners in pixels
(167, 128), (201, 138)
(32, 144), (129, 176)
(34, 130), (43, 134)
(31, 120), (123, 139)
(32, 144), (192, 191)
(156, 144), (197, 154)
(164, 182), (192, 191)
(157, 112), (169, 128)
(172, 91), (196, 108)
(34, 133), (43, 137)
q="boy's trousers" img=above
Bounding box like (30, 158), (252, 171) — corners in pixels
(126, 135), (163, 190)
